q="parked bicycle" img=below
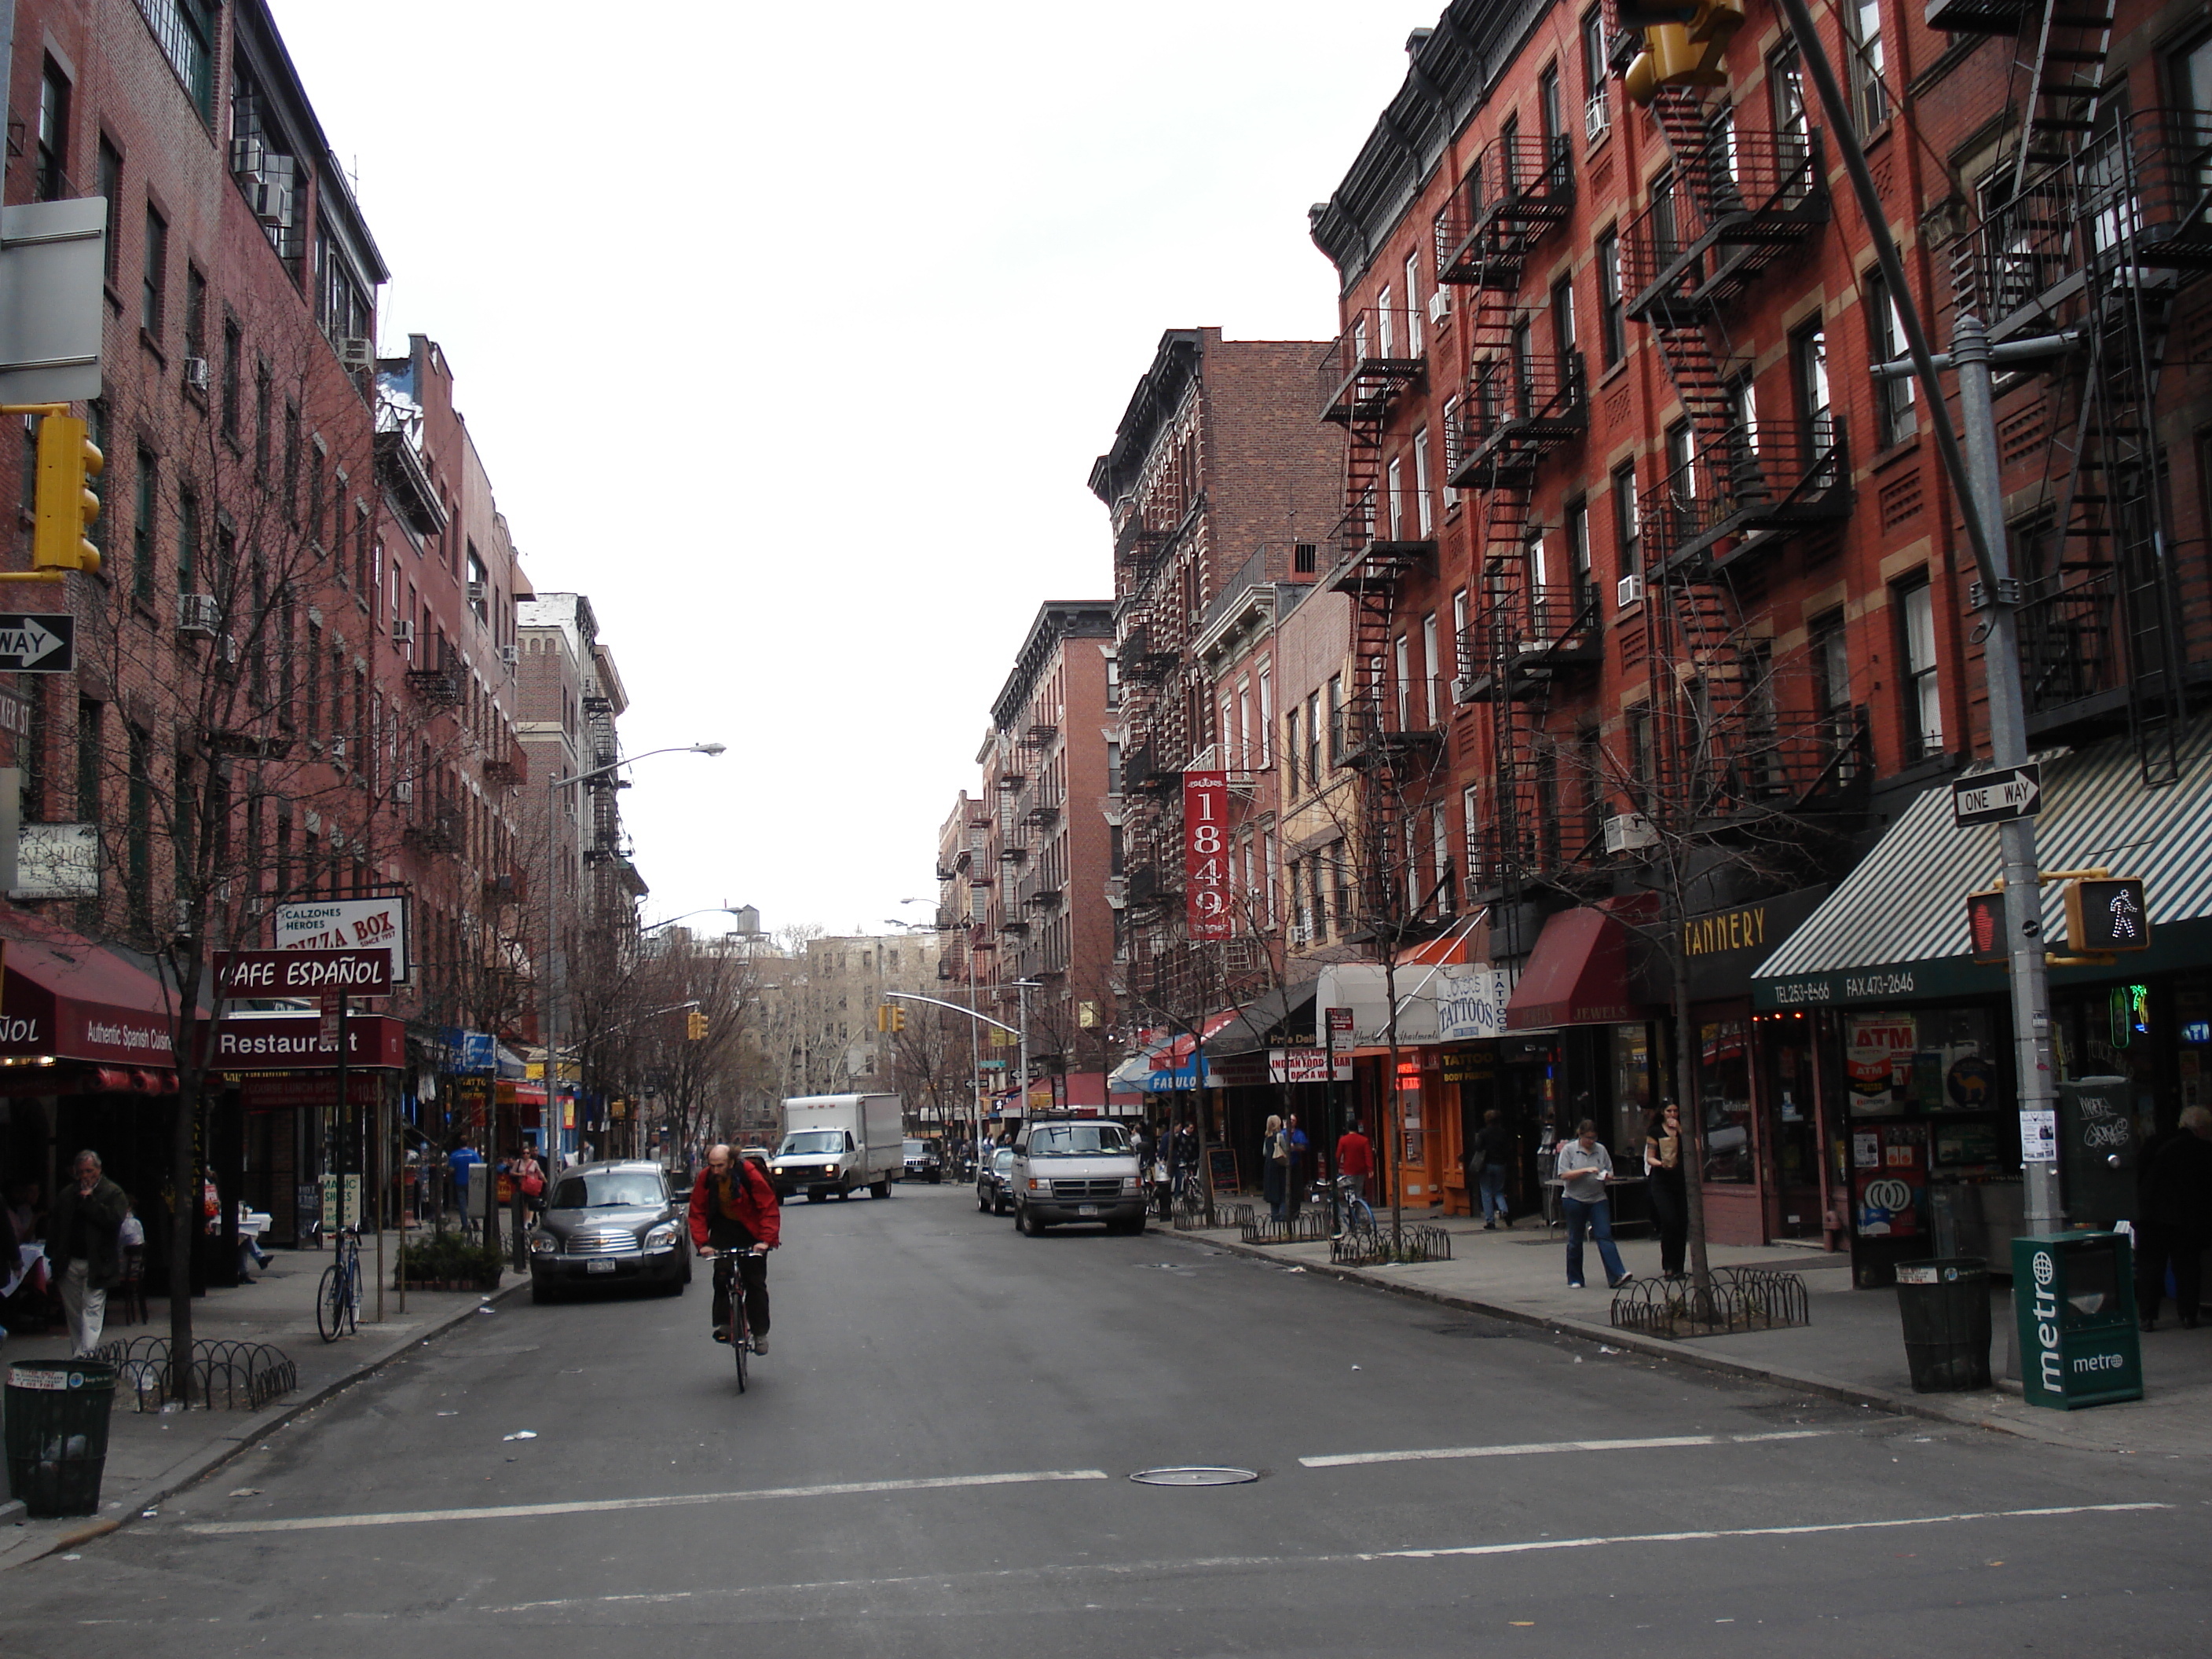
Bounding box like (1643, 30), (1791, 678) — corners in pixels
(316, 1226), (361, 1343)
(711, 1247), (765, 1393)
(1330, 1174), (1375, 1238)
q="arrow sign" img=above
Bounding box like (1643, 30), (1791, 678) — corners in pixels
(1952, 762), (2042, 827)
(0, 613), (74, 673)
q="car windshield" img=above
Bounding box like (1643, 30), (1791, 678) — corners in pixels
(991, 1148), (1016, 1171)
(551, 1172), (665, 1210)
(780, 1131), (844, 1155)
(903, 1141), (927, 1156)
(1024, 1124), (1130, 1157)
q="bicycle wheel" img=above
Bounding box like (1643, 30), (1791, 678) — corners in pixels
(343, 1261), (361, 1335)
(317, 1264), (345, 1342)
(732, 1312), (749, 1393)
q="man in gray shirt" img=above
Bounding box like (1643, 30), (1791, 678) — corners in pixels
(1555, 1119), (1632, 1289)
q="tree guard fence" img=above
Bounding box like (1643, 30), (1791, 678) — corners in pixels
(1609, 1266), (1810, 1339)
(97, 1336), (298, 1412)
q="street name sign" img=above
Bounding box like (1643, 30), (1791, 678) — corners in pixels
(1951, 763), (2040, 827)
(0, 613), (73, 672)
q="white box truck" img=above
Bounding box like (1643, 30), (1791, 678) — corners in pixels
(771, 1094), (904, 1201)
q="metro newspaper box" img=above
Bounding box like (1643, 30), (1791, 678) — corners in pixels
(2012, 1232), (2143, 1410)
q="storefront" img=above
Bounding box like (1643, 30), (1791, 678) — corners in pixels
(1752, 722), (2212, 1285)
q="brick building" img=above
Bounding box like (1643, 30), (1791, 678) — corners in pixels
(1301, 0), (2212, 1252)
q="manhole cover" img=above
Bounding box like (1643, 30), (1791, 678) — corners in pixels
(1129, 1466), (1260, 1487)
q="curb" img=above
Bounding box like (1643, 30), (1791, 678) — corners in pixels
(1, 1274), (532, 1573)
(1165, 1225), (2086, 1452)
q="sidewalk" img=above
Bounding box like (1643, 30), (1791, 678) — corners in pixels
(1, 1230), (527, 1570)
(1173, 1206), (2212, 1458)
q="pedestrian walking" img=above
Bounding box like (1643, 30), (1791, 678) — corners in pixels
(1282, 1114), (1309, 1221)
(1261, 1115), (1287, 1220)
(1336, 1119), (1373, 1208)
(2137, 1104), (2212, 1331)
(448, 1140), (482, 1235)
(49, 1150), (130, 1356)
(1644, 1101), (1689, 1279)
(1556, 1119), (1632, 1290)
(1471, 1108), (1513, 1229)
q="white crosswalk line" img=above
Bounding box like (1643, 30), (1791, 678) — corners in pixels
(1301, 1429), (1832, 1467)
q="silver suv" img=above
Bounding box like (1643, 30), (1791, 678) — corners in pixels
(1009, 1119), (1145, 1236)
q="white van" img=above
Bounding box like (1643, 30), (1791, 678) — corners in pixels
(771, 1094), (903, 1201)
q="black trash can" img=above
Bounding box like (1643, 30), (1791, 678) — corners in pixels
(4, 1360), (119, 1518)
(1895, 1258), (1992, 1392)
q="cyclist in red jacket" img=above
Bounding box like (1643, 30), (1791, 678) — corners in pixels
(689, 1144), (782, 1353)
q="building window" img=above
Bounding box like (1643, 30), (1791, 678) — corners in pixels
(1304, 689), (1322, 786)
(1809, 606), (1851, 747)
(139, 0), (218, 121)
(177, 485), (199, 591)
(75, 697), (102, 820)
(141, 205), (168, 339)
(1865, 269), (1915, 446)
(1403, 250), (1423, 356)
(1539, 63), (1564, 152)
(1413, 428), (1434, 537)
(35, 61), (71, 203)
(1256, 665), (1273, 767)
(126, 723), (152, 927)
(1580, 7), (1609, 108)
(221, 318), (242, 441)
(1386, 454), (1404, 540)
(1596, 229), (1625, 368)
(1284, 710), (1301, 794)
(1104, 654), (1121, 709)
(1612, 461), (1640, 578)
(1795, 322), (1833, 449)
(1897, 577), (1943, 761)
(1294, 541), (1317, 574)
(1566, 497), (1594, 613)
(1331, 842), (1354, 928)
(1628, 704), (1655, 809)
(1845, 0), (1891, 132)
(1421, 611), (1441, 725)
(132, 448), (156, 605)
(98, 141), (123, 286)
(1463, 785), (1482, 887)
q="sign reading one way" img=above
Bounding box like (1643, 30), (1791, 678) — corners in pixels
(0, 613), (74, 672)
(1951, 762), (2041, 827)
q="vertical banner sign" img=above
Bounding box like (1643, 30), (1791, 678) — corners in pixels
(1183, 771), (1232, 940)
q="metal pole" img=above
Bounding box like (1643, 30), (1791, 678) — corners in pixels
(1955, 315), (2063, 1232)
(1017, 980), (1032, 1123)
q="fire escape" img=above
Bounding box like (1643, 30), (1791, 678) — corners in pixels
(1937, 0), (2212, 785)
(1319, 302), (1431, 927)
(1434, 130), (1585, 899)
(1608, 17), (1855, 823)
(1112, 499), (1191, 932)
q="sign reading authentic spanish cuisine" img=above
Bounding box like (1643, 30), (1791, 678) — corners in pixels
(215, 948), (393, 998)
(274, 895), (411, 985)
(1182, 771), (1232, 940)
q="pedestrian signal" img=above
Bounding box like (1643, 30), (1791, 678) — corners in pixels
(1965, 888), (2008, 967)
(33, 414), (102, 574)
(2066, 877), (2149, 954)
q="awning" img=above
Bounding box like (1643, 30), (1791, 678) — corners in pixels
(1505, 907), (1649, 1029)
(1752, 723), (2212, 1009)
(1207, 978), (1321, 1056)
(0, 913), (180, 1070)
(1313, 962), (1440, 1046)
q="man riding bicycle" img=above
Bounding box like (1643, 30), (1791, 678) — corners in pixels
(688, 1143), (781, 1353)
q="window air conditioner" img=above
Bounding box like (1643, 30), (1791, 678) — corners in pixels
(217, 634), (242, 670)
(1287, 923), (1312, 946)
(394, 778), (414, 804)
(339, 336), (375, 372)
(182, 356), (211, 393)
(500, 644), (520, 666)
(229, 136), (266, 185)
(177, 593), (220, 637)
(1585, 93), (1613, 145)
(328, 736), (349, 767)
(391, 618), (416, 646)
(1426, 288), (1450, 324)
(1603, 812), (1658, 854)
(1615, 573), (1645, 608)
(467, 580), (486, 605)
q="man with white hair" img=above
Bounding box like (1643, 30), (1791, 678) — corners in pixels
(49, 1150), (130, 1356)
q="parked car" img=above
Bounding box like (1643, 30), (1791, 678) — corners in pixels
(526, 1160), (691, 1303)
(1010, 1119), (1146, 1235)
(975, 1145), (1015, 1215)
(901, 1139), (943, 1183)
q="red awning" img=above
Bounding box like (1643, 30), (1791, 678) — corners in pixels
(1505, 908), (1650, 1029)
(1162, 1009), (1244, 1065)
(0, 913), (181, 1070)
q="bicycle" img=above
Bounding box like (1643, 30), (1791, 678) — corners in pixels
(316, 1226), (361, 1343)
(710, 1247), (765, 1393)
(1330, 1174), (1376, 1238)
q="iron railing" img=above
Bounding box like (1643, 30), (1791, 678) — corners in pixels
(1622, 128), (1826, 320)
(1450, 351), (1588, 488)
(1638, 416), (1848, 569)
(1317, 306), (1426, 422)
(1434, 134), (1575, 284)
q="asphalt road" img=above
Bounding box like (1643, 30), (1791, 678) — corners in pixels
(5, 1182), (2206, 1657)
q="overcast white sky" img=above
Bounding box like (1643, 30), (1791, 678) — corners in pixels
(269, 0), (1415, 939)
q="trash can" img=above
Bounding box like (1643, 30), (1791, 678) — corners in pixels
(2012, 1231), (2142, 1410)
(4, 1360), (119, 1518)
(1894, 1257), (1992, 1392)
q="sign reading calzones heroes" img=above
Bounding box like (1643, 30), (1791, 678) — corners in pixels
(274, 895), (411, 985)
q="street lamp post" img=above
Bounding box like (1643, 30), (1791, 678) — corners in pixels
(533, 743), (723, 1233)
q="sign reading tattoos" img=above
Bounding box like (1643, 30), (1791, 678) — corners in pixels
(1183, 771), (1232, 940)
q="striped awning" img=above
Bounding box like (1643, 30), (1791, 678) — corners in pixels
(1752, 720), (2212, 1008)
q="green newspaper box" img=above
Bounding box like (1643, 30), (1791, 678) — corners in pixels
(2012, 1232), (2142, 1410)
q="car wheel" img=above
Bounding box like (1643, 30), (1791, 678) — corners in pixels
(1020, 1204), (1046, 1236)
(871, 1177), (892, 1199)
(680, 1253), (694, 1285)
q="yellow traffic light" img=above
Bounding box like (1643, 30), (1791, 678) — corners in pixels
(1624, 0), (1744, 105)
(890, 1005), (906, 1034)
(33, 414), (102, 574)
(686, 1009), (709, 1041)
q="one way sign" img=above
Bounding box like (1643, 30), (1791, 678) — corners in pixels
(1951, 762), (2041, 827)
(0, 613), (73, 673)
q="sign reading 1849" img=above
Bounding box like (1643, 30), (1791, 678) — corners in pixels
(0, 613), (74, 672)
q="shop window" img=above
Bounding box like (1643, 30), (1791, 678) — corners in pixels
(1697, 1019), (1753, 1181)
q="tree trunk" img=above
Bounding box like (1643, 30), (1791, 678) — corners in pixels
(1669, 940), (1712, 1303)
(167, 1074), (200, 1404)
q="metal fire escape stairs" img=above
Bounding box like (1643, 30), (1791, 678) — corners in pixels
(1939, 0), (2208, 784)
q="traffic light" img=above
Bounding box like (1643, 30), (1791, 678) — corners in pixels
(1624, 0), (1745, 106)
(873, 1003), (906, 1033)
(1965, 887), (2009, 967)
(33, 413), (102, 574)
(2066, 877), (2149, 954)
(686, 1009), (709, 1041)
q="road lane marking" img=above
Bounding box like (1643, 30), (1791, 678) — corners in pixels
(1302, 1429), (1831, 1467)
(185, 1468), (1111, 1535)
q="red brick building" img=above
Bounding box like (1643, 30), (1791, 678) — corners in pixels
(1306, 0), (2212, 1251)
